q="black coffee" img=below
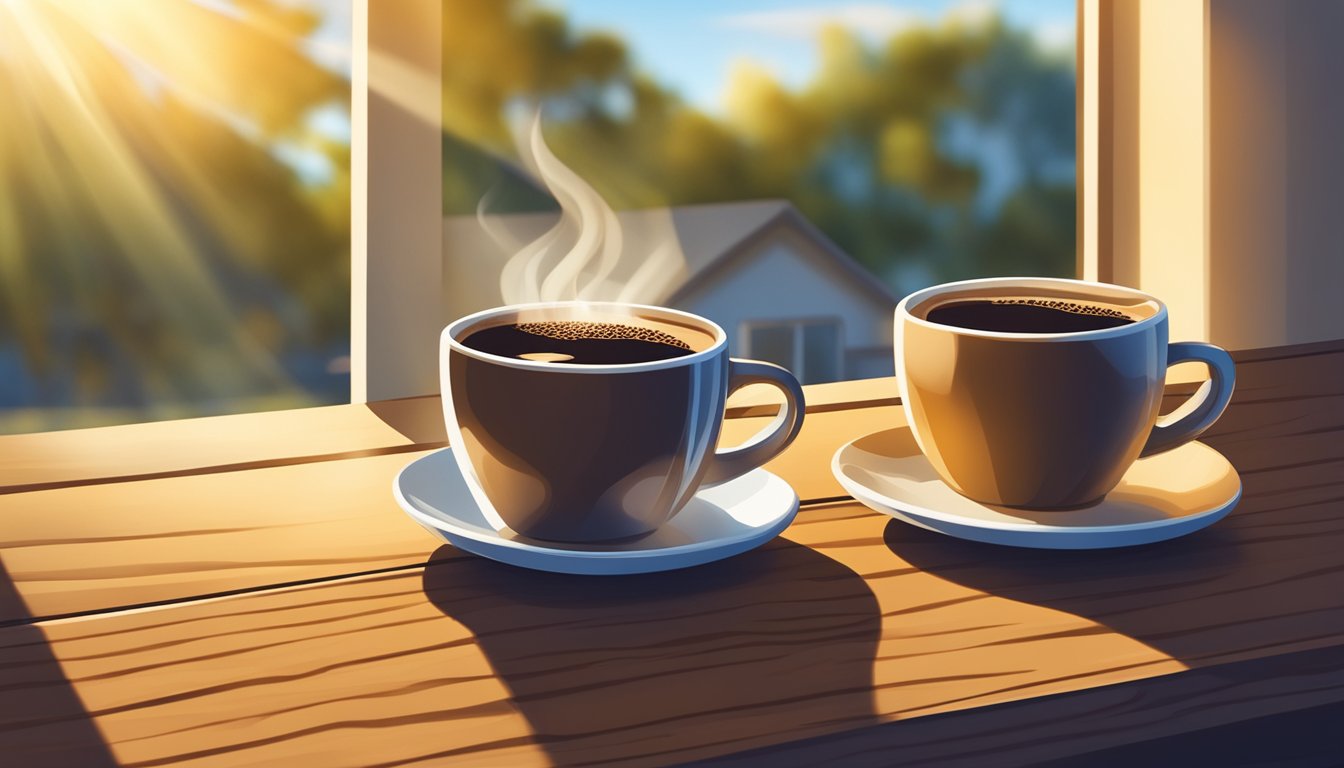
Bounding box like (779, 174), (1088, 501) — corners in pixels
(926, 298), (1138, 334)
(463, 320), (696, 364)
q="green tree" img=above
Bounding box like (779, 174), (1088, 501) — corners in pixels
(440, 0), (1076, 292)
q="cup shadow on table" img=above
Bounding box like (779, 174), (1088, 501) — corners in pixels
(0, 559), (118, 767)
(882, 518), (1247, 662)
(421, 539), (882, 766)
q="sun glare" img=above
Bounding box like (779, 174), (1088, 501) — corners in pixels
(0, 0), (352, 429)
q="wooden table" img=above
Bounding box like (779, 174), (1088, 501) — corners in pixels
(2, 340), (1342, 767)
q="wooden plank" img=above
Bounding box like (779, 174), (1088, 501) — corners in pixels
(4, 465), (1344, 767)
(0, 342), (1340, 765)
(0, 397), (446, 495)
(699, 644), (1344, 767)
(0, 405), (904, 622)
(0, 558), (116, 768)
(0, 450), (440, 625)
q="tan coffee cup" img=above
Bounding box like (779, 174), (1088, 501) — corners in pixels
(895, 277), (1235, 509)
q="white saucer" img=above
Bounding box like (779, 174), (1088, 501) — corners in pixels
(393, 448), (800, 575)
(832, 427), (1241, 549)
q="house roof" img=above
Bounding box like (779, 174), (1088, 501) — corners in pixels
(442, 199), (898, 312)
(664, 201), (900, 307)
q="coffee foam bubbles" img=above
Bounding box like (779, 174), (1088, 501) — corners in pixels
(989, 297), (1135, 321)
(517, 321), (691, 351)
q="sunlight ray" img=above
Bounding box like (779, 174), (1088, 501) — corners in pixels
(0, 0), (350, 426)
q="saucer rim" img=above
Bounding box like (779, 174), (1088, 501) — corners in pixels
(831, 429), (1242, 535)
(394, 447), (800, 559)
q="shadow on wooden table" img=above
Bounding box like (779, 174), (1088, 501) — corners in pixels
(422, 539), (881, 766)
(882, 519), (1248, 662)
(366, 398), (448, 445)
(0, 559), (118, 767)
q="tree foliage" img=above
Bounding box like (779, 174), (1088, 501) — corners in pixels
(441, 0), (1076, 290)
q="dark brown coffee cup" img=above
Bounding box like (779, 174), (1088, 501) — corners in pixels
(896, 278), (1235, 509)
(441, 302), (805, 542)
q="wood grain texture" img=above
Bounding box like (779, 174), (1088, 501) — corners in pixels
(0, 529), (1156, 768)
(0, 340), (1339, 766)
(0, 397), (446, 495)
(0, 558), (117, 768)
(0, 377), (905, 495)
(0, 406), (903, 622)
(4, 462), (1344, 768)
(700, 644), (1344, 767)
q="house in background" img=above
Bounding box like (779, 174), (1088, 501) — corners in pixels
(443, 200), (898, 384)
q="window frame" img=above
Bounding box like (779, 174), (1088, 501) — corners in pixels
(9, 0), (1326, 424)
(351, 0), (444, 403)
(294, 0), (1344, 403)
(358, 0), (1103, 402)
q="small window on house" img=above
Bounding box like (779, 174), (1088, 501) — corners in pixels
(744, 318), (842, 385)
(748, 325), (795, 373)
(802, 323), (843, 383)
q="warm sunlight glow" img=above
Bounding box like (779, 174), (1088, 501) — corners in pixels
(1081, 0), (1099, 281)
(1137, 0), (1208, 341)
(0, 0), (350, 431)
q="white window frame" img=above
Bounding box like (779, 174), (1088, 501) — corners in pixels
(356, 0), (1343, 402)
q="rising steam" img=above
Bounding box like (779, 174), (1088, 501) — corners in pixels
(482, 112), (684, 306)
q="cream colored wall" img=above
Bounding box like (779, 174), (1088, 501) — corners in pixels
(1207, 0), (1288, 348)
(1210, 0), (1344, 348)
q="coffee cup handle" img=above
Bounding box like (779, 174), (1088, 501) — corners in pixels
(701, 359), (806, 486)
(1140, 342), (1236, 457)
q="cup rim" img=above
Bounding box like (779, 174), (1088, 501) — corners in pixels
(443, 301), (728, 373)
(897, 277), (1168, 341)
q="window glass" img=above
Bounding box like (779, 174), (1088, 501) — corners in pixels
(802, 321), (842, 383)
(748, 324), (796, 372)
(0, 1), (351, 433)
(442, 0), (1075, 385)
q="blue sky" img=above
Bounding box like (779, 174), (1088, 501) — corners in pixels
(545, 0), (1075, 113)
